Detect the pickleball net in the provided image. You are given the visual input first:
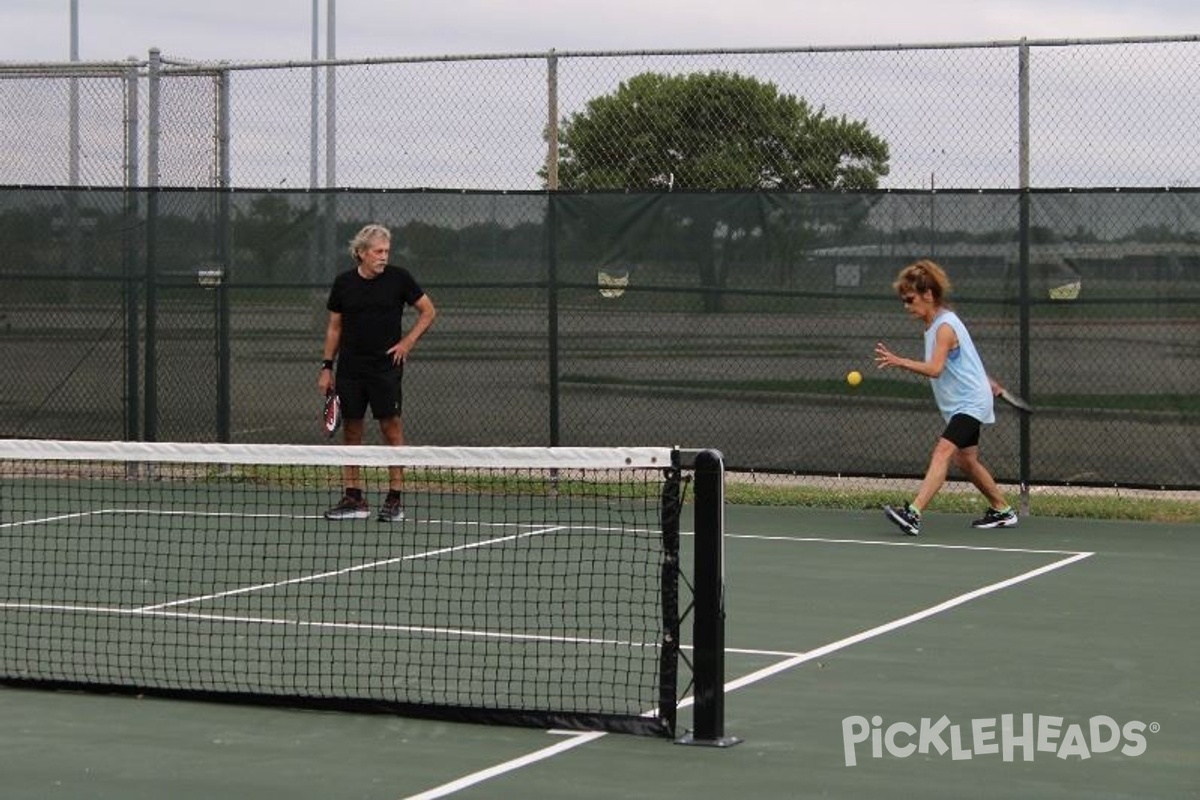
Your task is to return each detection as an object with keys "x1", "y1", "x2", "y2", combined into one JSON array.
[{"x1": 0, "y1": 439, "x2": 732, "y2": 740}]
